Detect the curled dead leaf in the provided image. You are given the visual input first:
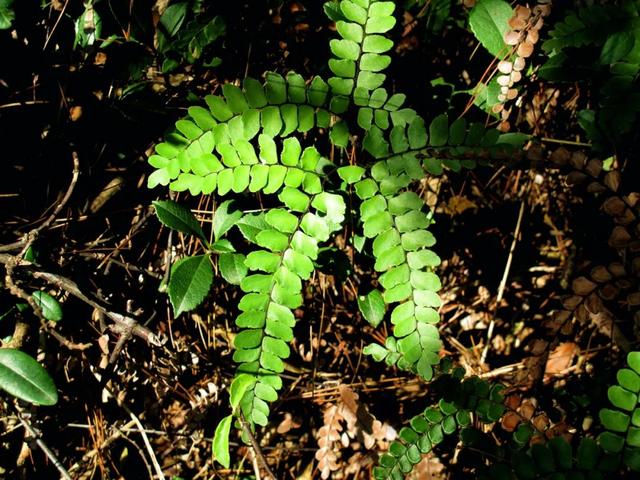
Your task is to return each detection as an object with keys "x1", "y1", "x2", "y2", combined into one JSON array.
[{"x1": 501, "y1": 411, "x2": 521, "y2": 432}]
